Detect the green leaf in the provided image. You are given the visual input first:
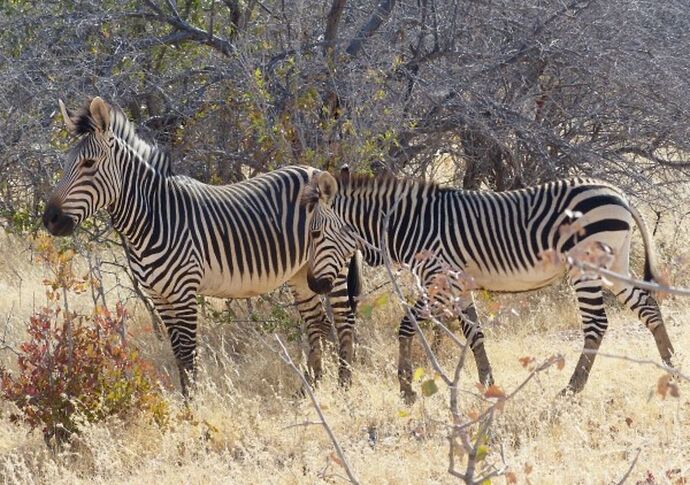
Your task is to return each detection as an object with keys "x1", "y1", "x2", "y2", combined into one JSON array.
[
  {"x1": 421, "y1": 379, "x2": 438, "y2": 397},
  {"x1": 476, "y1": 444, "x2": 489, "y2": 462},
  {"x1": 360, "y1": 304, "x2": 373, "y2": 319},
  {"x1": 412, "y1": 367, "x2": 425, "y2": 382},
  {"x1": 373, "y1": 293, "x2": 389, "y2": 308}
]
